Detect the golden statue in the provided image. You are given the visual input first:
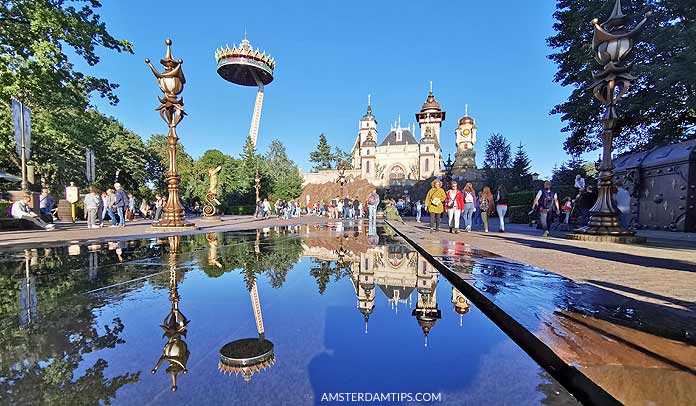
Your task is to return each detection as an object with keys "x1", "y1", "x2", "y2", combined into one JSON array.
[{"x1": 203, "y1": 166, "x2": 222, "y2": 218}]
